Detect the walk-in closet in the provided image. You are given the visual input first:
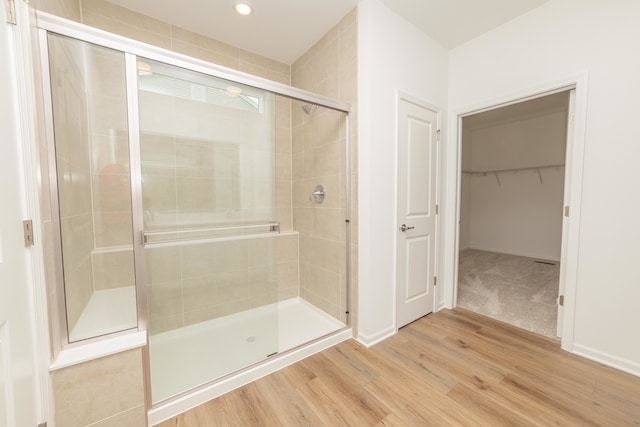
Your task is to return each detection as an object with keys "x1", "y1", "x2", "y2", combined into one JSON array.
[{"x1": 457, "y1": 91, "x2": 571, "y2": 338}]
